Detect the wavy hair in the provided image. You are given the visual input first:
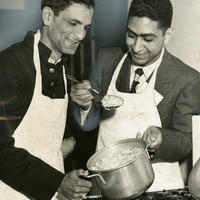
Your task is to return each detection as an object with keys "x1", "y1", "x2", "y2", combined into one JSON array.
[
  {"x1": 41, "y1": 0, "x2": 95, "y2": 16},
  {"x1": 128, "y1": 0, "x2": 173, "y2": 32}
]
